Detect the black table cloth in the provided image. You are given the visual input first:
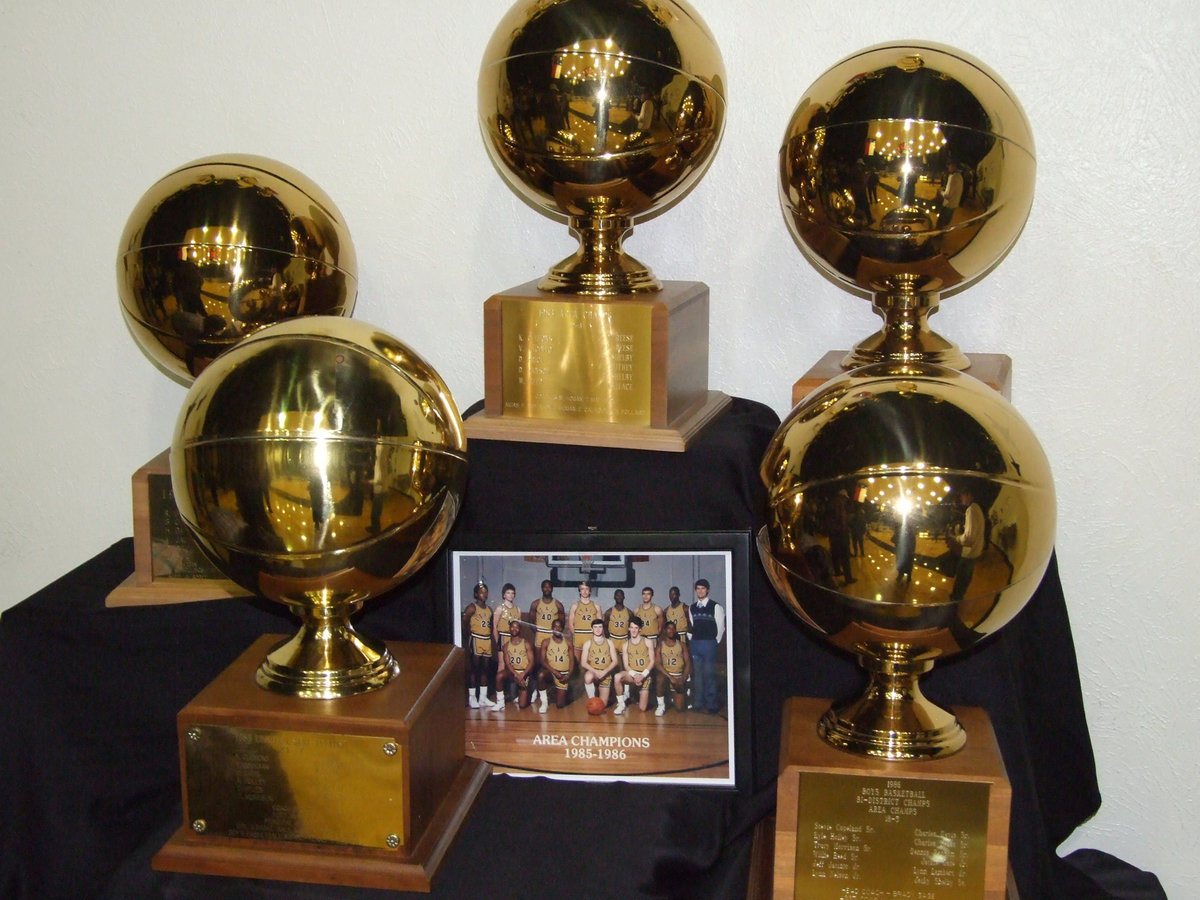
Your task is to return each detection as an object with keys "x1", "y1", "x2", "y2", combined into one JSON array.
[{"x1": 1, "y1": 399, "x2": 1164, "y2": 898}]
